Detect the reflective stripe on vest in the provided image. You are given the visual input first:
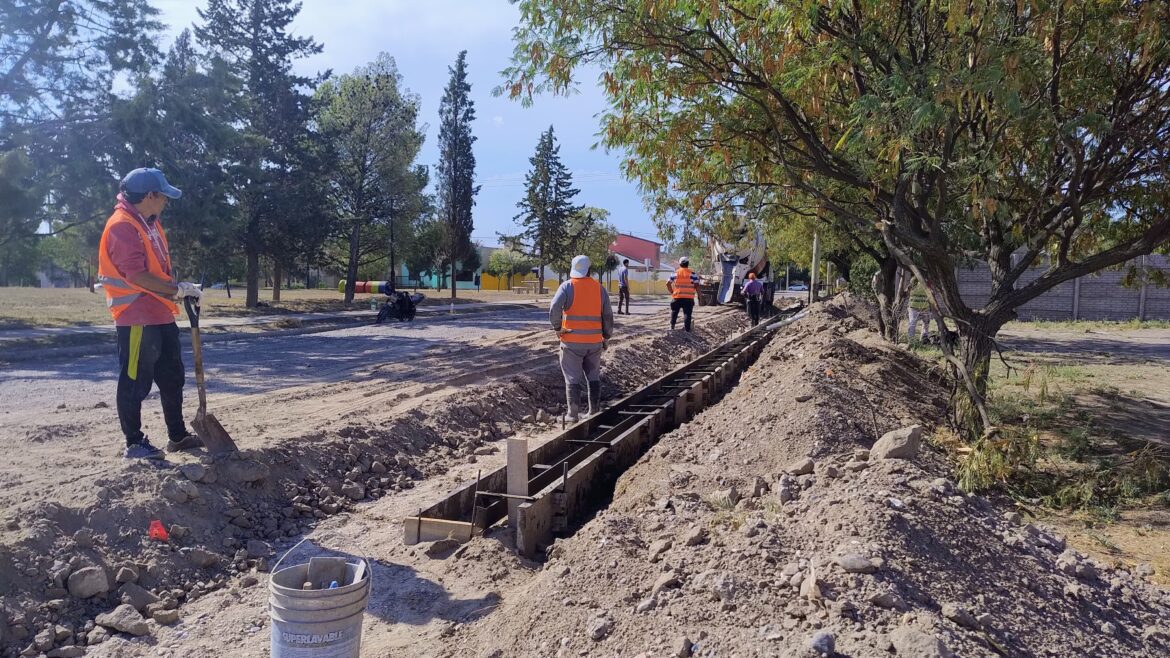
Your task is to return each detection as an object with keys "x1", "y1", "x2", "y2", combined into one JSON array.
[
  {"x1": 561, "y1": 277, "x2": 604, "y2": 344},
  {"x1": 672, "y1": 267, "x2": 696, "y2": 299},
  {"x1": 97, "y1": 208, "x2": 179, "y2": 321}
]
